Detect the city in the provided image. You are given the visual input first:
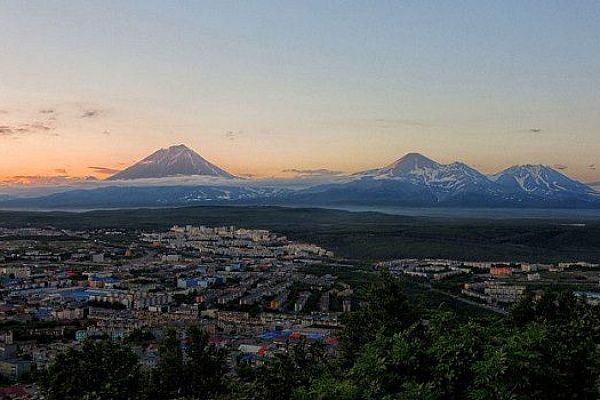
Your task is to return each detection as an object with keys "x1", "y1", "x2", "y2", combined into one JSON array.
[
  {"x1": 0, "y1": 221, "x2": 598, "y2": 397},
  {"x1": 3, "y1": 1, "x2": 600, "y2": 398}
]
